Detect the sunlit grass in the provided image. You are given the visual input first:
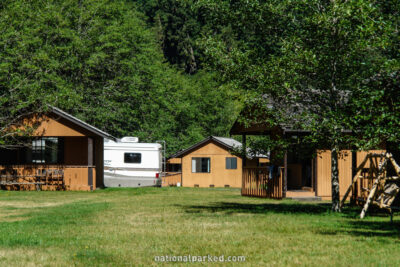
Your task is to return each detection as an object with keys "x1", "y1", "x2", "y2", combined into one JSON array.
[{"x1": 0, "y1": 187, "x2": 399, "y2": 266}]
